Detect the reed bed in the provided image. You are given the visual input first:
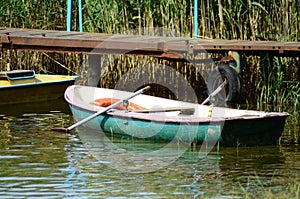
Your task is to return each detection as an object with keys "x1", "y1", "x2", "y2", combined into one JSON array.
[
  {"x1": 1, "y1": 0, "x2": 299, "y2": 40},
  {"x1": 0, "y1": 0, "x2": 299, "y2": 142}
]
